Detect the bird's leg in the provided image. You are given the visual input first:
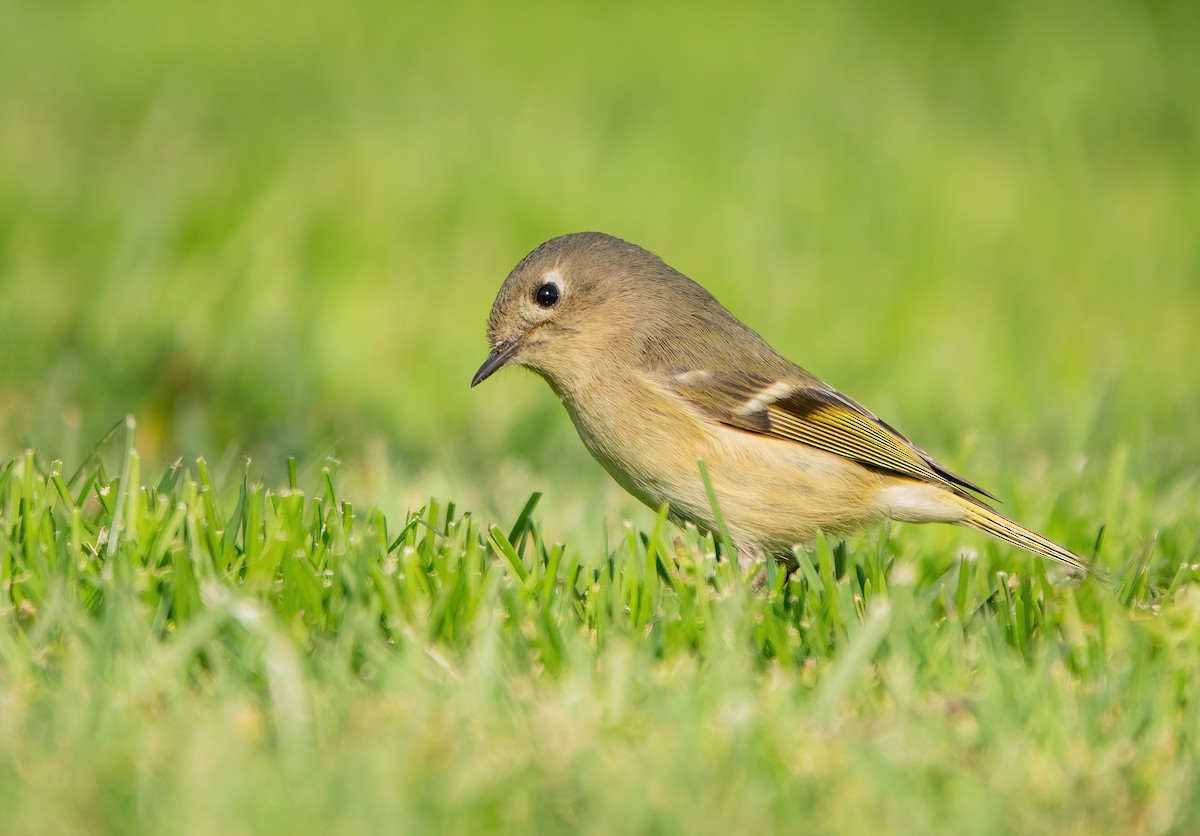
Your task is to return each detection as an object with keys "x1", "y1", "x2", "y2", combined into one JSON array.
[
  {"x1": 736, "y1": 545, "x2": 769, "y2": 590},
  {"x1": 736, "y1": 544, "x2": 763, "y2": 574},
  {"x1": 747, "y1": 548, "x2": 803, "y2": 592},
  {"x1": 733, "y1": 544, "x2": 800, "y2": 591}
]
